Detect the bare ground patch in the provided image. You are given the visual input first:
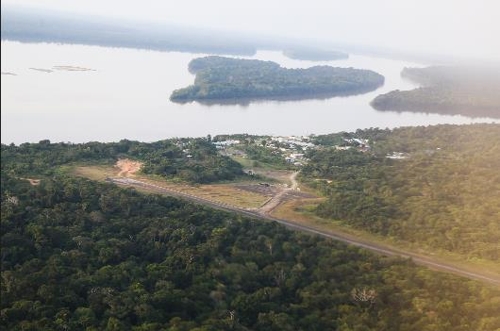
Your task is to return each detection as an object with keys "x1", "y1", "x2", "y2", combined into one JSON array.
[
  {"x1": 19, "y1": 178, "x2": 41, "y2": 186},
  {"x1": 115, "y1": 159, "x2": 143, "y2": 177}
]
